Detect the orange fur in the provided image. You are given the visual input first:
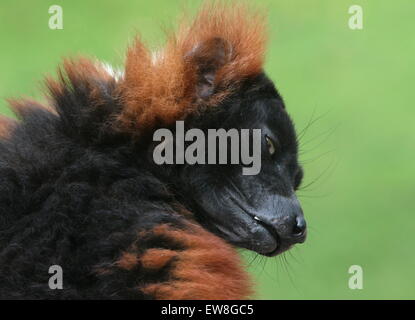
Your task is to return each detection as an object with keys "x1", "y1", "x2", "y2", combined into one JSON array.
[
  {"x1": 5, "y1": 3, "x2": 267, "y2": 139},
  {"x1": 7, "y1": 98, "x2": 56, "y2": 119},
  {"x1": 7, "y1": 58, "x2": 119, "y2": 124},
  {"x1": 92, "y1": 222, "x2": 252, "y2": 299},
  {"x1": 0, "y1": 115, "x2": 17, "y2": 139},
  {"x1": 45, "y1": 57, "x2": 116, "y2": 108},
  {"x1": 140, "y1": 223, "x2": 252, "y2": 300},
  {"x1": 118, "y1": 1, "x2": 267, "y2": 135},
  {"x1": 140, "y1": 249, "x2": 178, "y2": 270},
  {"x1": 0, "y1": 2, "x2": 262, "y2": 300},
  {"x1": 116, "y1": 252, "x2": 139, "y2": 271},
  {"x1": 7, "y1": 57, "x2": 113, "y2": 121}
]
